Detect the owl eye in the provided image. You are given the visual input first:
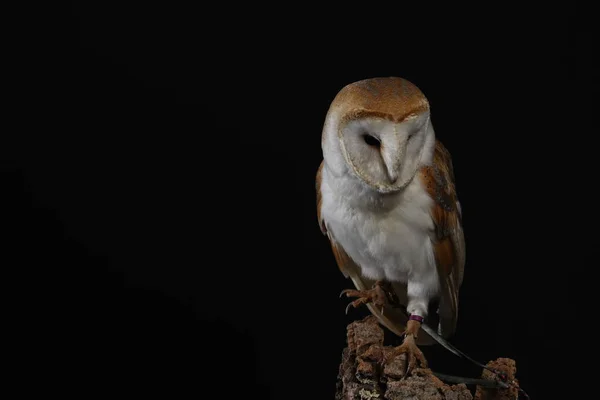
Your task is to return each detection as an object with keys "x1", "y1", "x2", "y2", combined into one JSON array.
[{"x1": 363, "y1": 134, "x2": 380, "y2": 147}]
